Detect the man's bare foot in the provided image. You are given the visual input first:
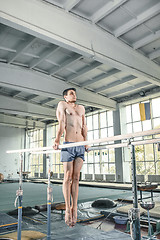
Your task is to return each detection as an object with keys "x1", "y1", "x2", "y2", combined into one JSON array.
[
  {"x1": 65, "y1": 209, "x2": 72, "y2": 227},
  {"x1": 71, "y1": 208, "x2": 77, "y2": 227}
]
